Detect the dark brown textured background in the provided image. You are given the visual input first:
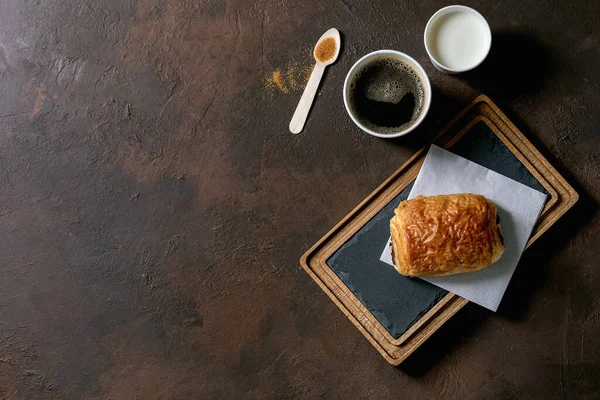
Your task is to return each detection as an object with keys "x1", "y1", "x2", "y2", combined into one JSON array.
[{"x1": 0, "y1": 0, "x2": 598, "y2": 398}]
